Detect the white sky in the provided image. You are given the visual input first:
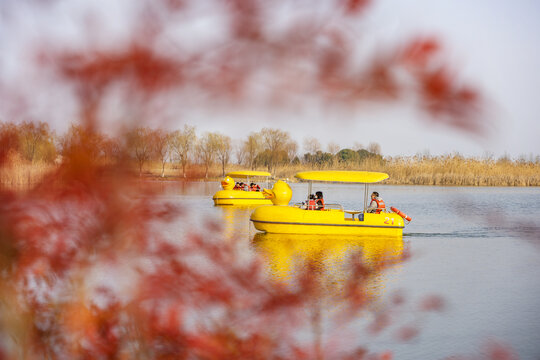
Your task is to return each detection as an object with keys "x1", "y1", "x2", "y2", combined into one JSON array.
[
  {"x1": 1, "y1": 0, "x2": 539, "y2": 159},
  {"x1": 179, "y1": 0, "x2": 540, "y2": 158}
]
